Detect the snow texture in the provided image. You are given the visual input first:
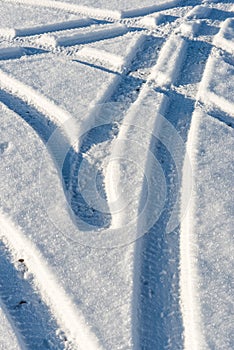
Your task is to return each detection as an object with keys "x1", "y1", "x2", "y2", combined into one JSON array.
[{"x1": 0, "y1": 1, "x2": 233, "y2": 349}]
